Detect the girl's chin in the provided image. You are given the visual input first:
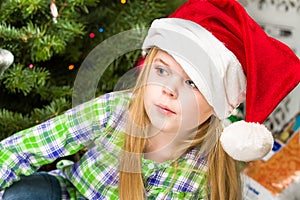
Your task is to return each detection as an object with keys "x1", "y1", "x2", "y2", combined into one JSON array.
[{"x1": 148, "y1": 121, "x2": 179, "y2": 135}]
